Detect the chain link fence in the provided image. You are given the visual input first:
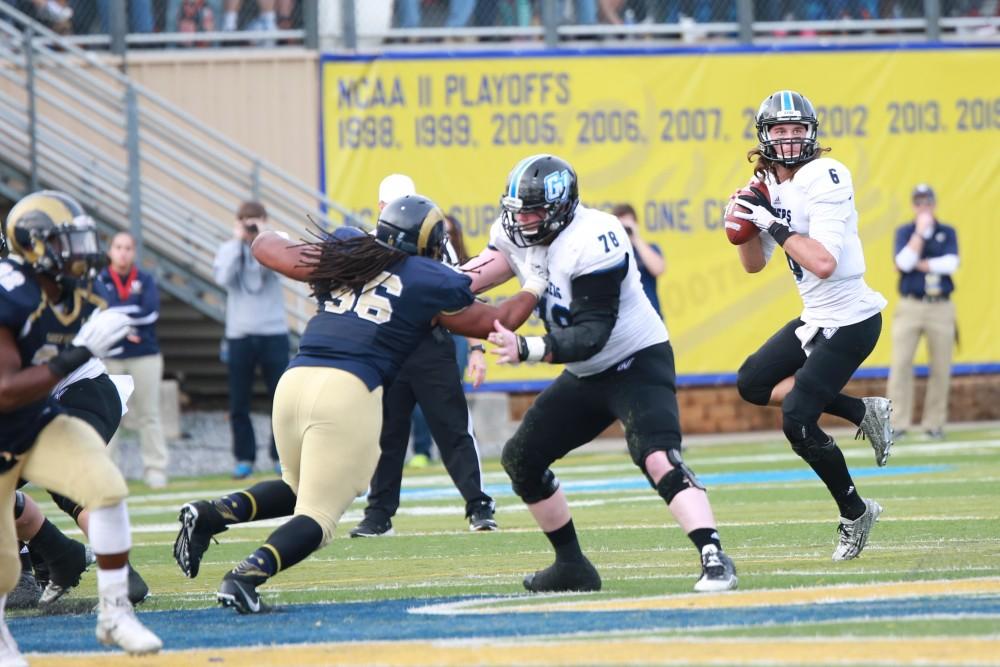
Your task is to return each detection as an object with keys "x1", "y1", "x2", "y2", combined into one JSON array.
[{"x1": 2, "y1": 0, "x2": 997, "y2": 47}]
